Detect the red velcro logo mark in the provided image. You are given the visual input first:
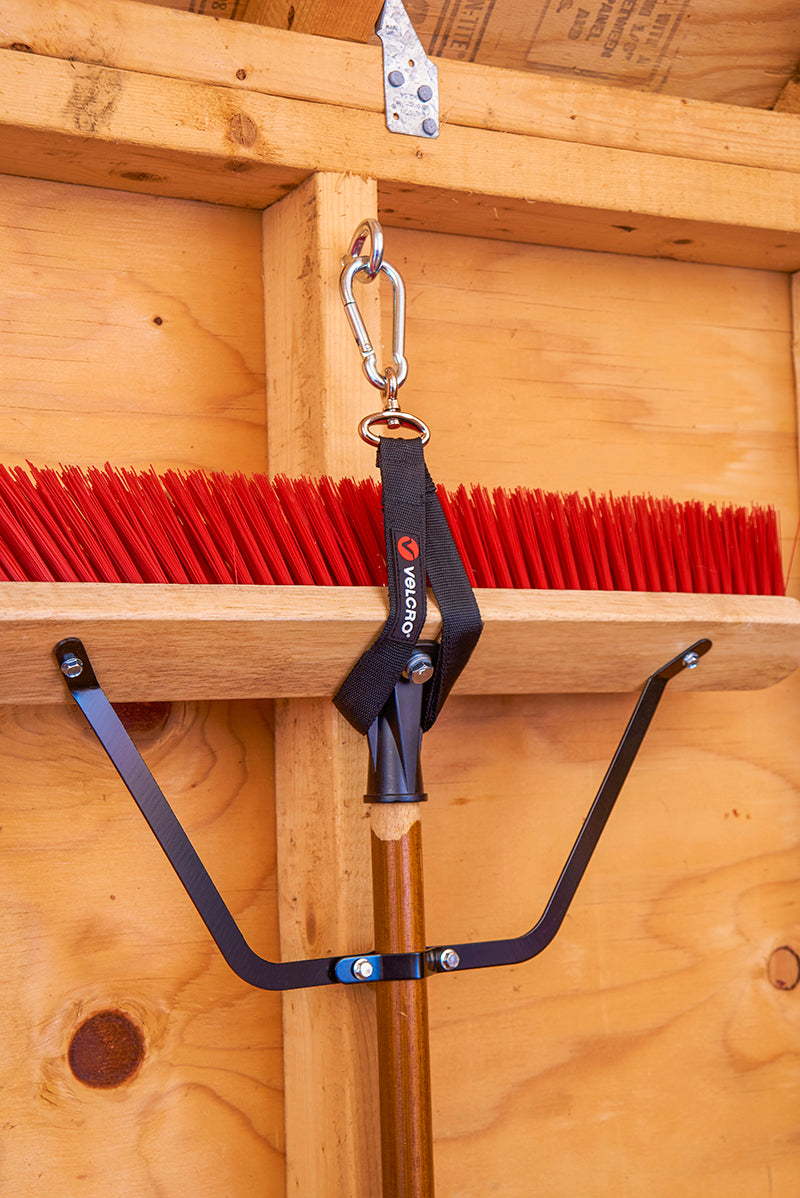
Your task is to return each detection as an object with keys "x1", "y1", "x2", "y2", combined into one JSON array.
[{"x1": 396, "y1": 536, "x2": 420, "y2": 561}]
